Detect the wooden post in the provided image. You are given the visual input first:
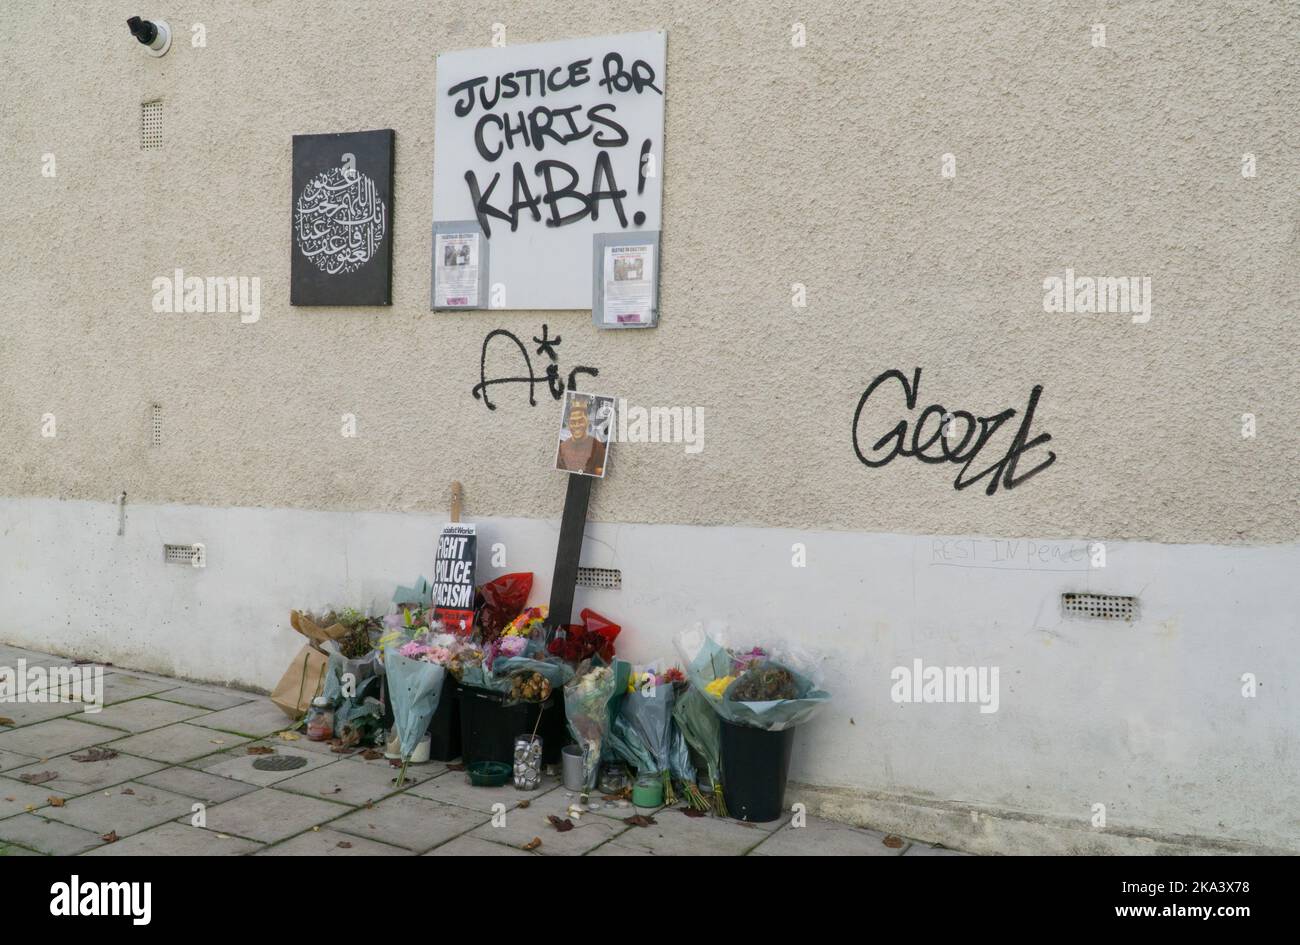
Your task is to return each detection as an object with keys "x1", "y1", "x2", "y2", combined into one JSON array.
[
  {"x1": 449, "y1": 481, "x2": 463, "y2": 523},
  {"x1": 547, "y1": 474, "x2": 593, "y2": 636}
]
